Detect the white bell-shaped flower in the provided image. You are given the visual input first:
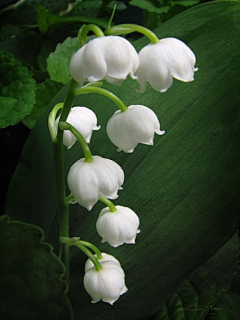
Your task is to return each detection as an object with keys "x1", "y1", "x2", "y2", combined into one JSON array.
[
  {"x1": 136, "y1": 37, "x2": 198, "y2": 93},
  {"x1": 55, "y1": 106, "x2": 100, "y2": 149},
  {"x1": 107, "y1": 105, "x2": 165, "y2": 153},
  {"x1": 85, "y1": 253, "x2": 121, "y2": 272},
  {"x1": 84, "y1": 261, "x2": 128, "y2": 305},
  {"x1": 67, "y1": 156, "x2": 124, "y2": 210},
  {"x1": 96, "y1": 205, "x2": 140, "y2": 247},
  {"x1": 70, "y1": 36, "x2": 139, "y2": 87}
]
